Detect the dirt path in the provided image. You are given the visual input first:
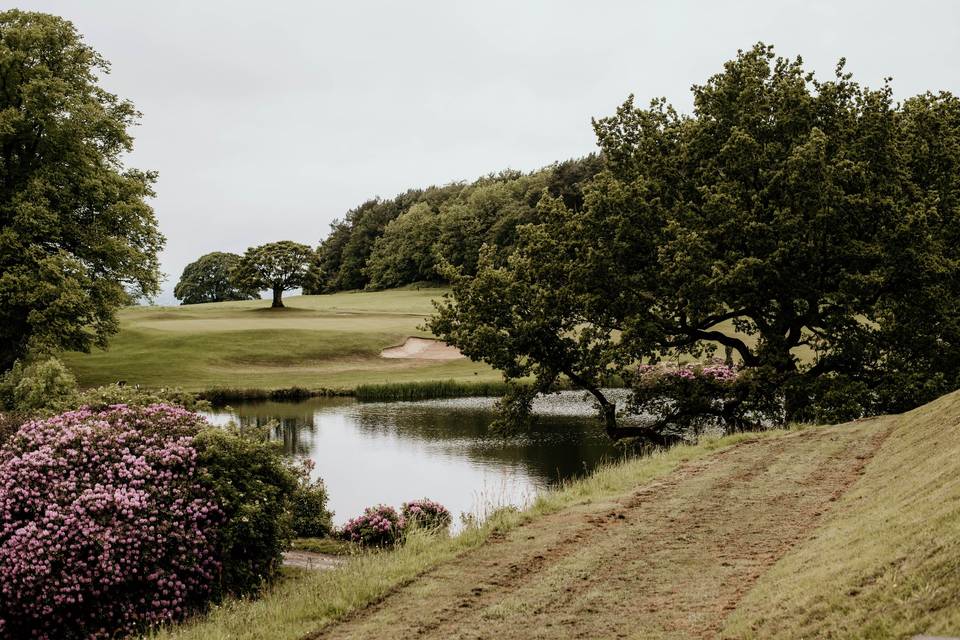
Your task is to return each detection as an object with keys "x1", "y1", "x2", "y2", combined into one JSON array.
[{"x1": 308, "y1": 421, "x2": 890, "y2": 640}]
